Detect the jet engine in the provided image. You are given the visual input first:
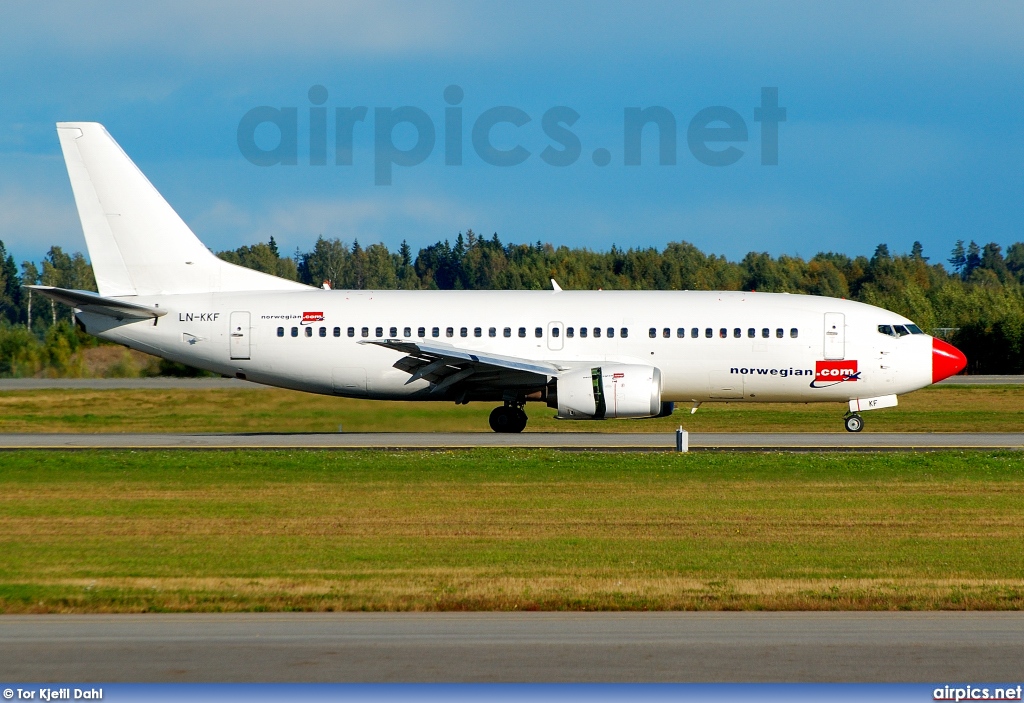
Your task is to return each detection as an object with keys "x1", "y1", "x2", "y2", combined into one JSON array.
[{"x1": 550, "y1": 364, "x2": 662, "y2": 419}]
